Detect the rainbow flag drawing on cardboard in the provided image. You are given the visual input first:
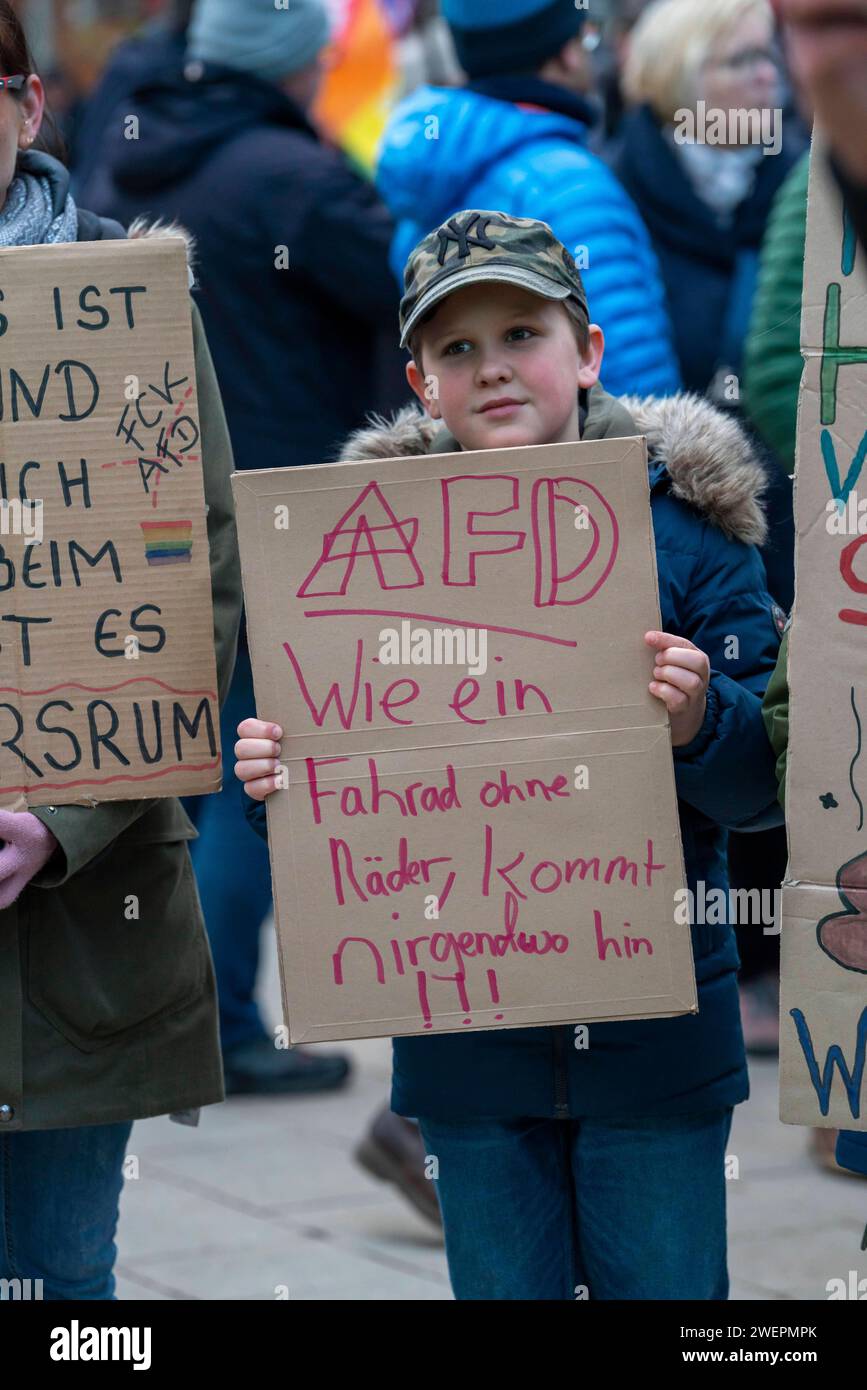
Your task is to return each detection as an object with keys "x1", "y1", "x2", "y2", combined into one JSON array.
[{"x1": 141, "y1": 519, "x2": 193, "y2": 566}]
